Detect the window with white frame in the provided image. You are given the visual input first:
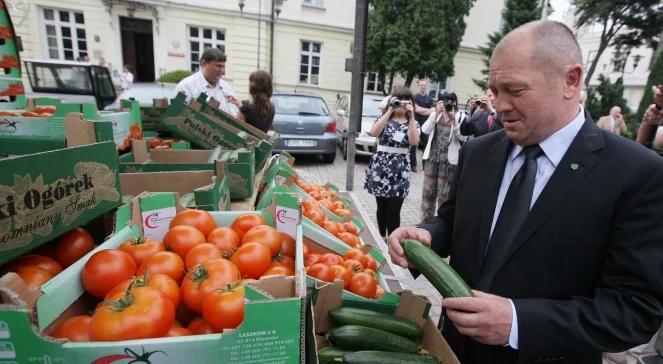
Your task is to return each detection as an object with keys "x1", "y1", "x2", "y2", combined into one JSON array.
[
  {"x1": 299, "y1": 41, "x2": 321, "y2": 85},
  {"x1": 188, "y1": 26, "x2": 226, "y2": 72},
  {"x1": 303, "y1": 0, "x2": 325, "y2": 7},
  {"x1": 41, "y1": 8, "x2": 87, "y2": 61},
  {"x1": 366, "y1": 72, "x2": 383, "y2": 93}
]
